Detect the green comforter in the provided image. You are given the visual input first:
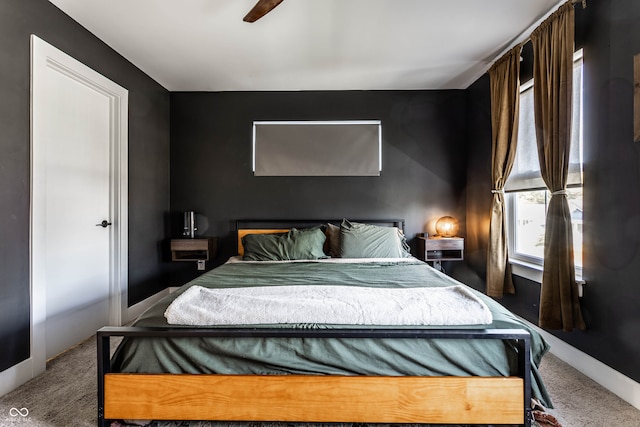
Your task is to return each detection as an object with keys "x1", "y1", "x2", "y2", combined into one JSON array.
[{"x1": 111, "y1": 258, "x2": 551, "y2": 406}]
